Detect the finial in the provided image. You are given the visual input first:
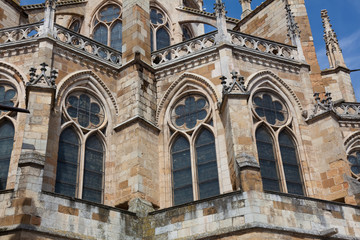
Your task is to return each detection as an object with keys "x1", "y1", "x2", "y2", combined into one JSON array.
[
  {"x1": 321, "y1": 9, "x2": 346, "y2": 69},
  {"x1": 41, "y1": 0, "x2": 57, "y2": 36},
  {"x1": 27, "y1": 63, "x2": 57, "y2": 88}
]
